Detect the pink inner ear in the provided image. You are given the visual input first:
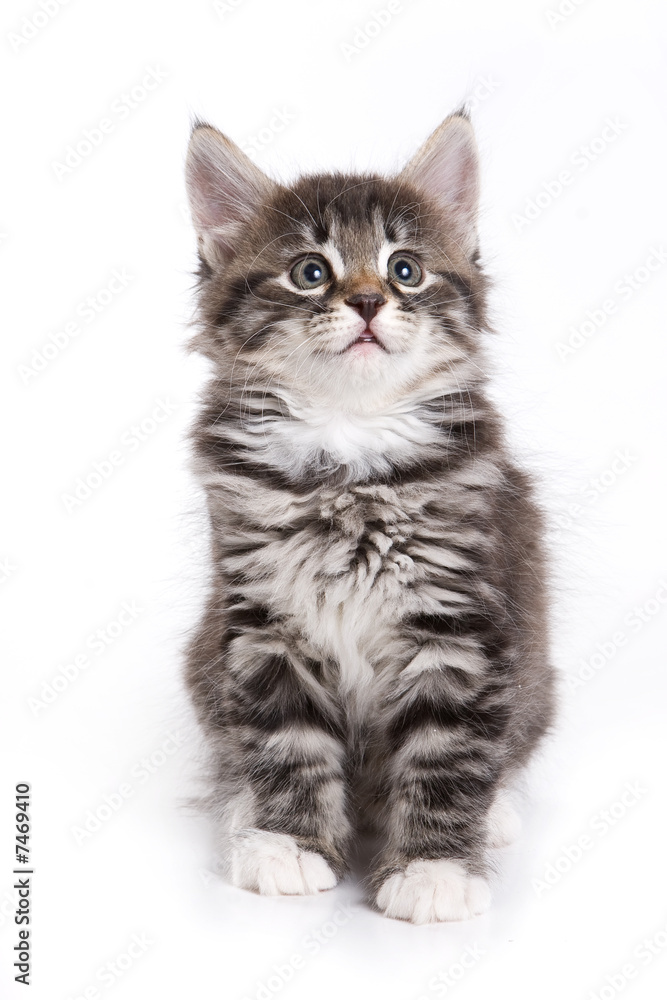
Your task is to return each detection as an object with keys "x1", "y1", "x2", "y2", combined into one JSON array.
[
  {"x1": 420, "y1": 136, "x2": 478, "y2": 214},
  {"x1": 187, "y1": 144, "x2": 246, "y2": 234},
  {"x1": 186, "y1": 128, "x2": 270, "y2": 237},
  {"x1": 402, "y1": 117, "x2": 480, "y2": 226}
]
